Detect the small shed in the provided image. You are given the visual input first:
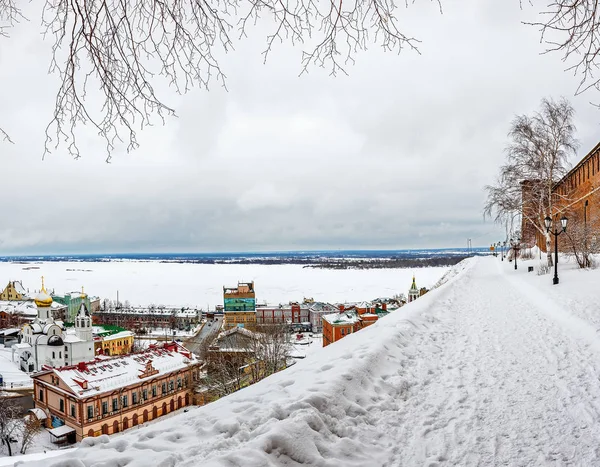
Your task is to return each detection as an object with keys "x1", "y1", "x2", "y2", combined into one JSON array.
[{"x1": 48, "y1": 424, "x2": 76, "y2": 445}]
